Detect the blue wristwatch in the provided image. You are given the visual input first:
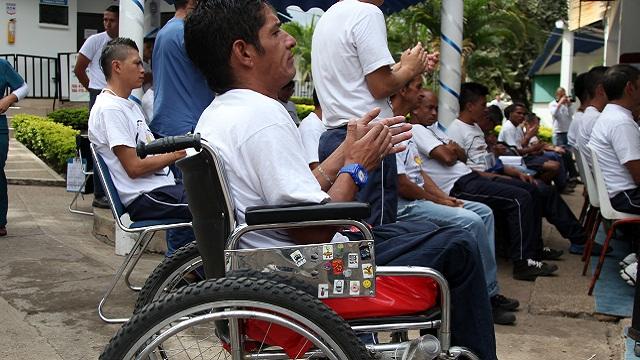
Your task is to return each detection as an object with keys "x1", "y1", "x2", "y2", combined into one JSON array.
[{"x1": 339, "y1": 164, "x2": 368, "y2": 189}]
